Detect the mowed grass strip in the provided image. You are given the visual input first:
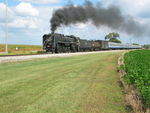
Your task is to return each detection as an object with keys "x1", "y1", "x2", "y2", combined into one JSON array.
[{"x1": 0, "y1": 52, "x2": 127, "y2": 113}]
